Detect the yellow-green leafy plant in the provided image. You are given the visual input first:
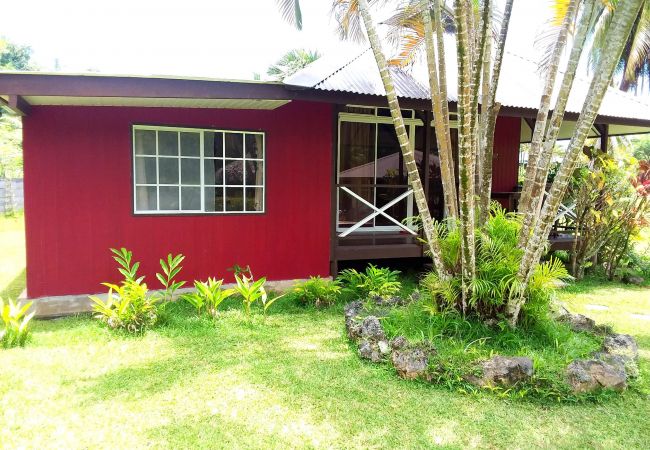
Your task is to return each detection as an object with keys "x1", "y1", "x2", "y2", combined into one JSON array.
[
  {"x1": 293, "y1": 276, "x2": 342, "y2": 307},
  {"x1": 156, "y1": 253, "x2": 186, "y2": 302},
  {"x1": 183, "y1": 277, "x2": 234, "y2": 318},
  {"x1": 1, "y1": 298, "x2": 35, "y2": 348},
  {"x1": 234, "y1": 273, "x2": 271, "y2": 318},
  {"x1": 337, "y1": 264, "x2": 402, "y2": 300},
  {"x1": 89, "y1": 248, "x2": 160, "y2": 333}
]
